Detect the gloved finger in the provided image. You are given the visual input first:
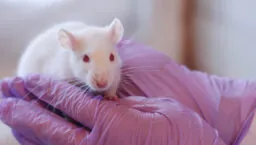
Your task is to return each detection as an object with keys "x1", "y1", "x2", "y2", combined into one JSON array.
[
  {"x1": 0, "y1": 78, "x2": 15, "y2": 98},
  {"x1": 0, "y1": 98, "x2": 89, "y2": 145},
  {"x1": 24, "y1": 74, "x2": 113, "y2": 128},
  {"x1": 0, "y1": 77, "x2": 50, "y2": 110},
  {"x1": 7, "y1": 77, "x2": 32, "y2": 100},
  {"x1": 0, "y1": 77, "x2": 33, "y2": 101}
]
